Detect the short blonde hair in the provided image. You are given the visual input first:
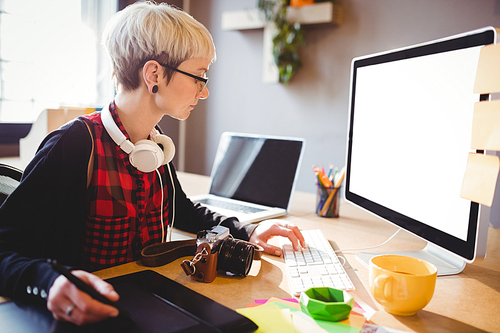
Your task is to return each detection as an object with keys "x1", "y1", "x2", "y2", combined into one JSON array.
[{"x1": 102, "y1": 1, "x2": 216, "y2": 91}]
